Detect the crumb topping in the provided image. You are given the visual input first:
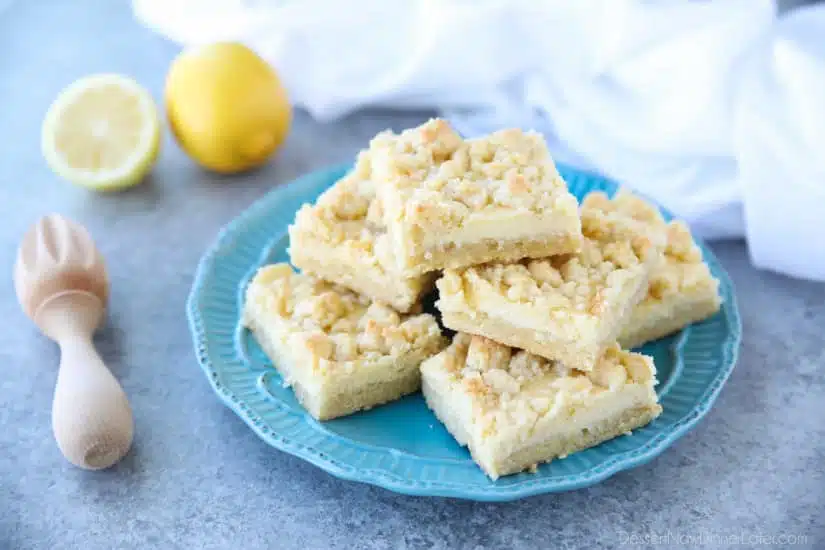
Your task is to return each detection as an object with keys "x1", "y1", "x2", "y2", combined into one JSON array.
[
  {"x1": 646, "y1": 221, "x2": 718, "y2": 300},
  {"x1": 441, "y1": 190, "x2": 666, "y2": 315},
  {"x1": 579, "y1": 189, "x2": 667, "y2": 264},
  {"x1": 290, "y1": 151, "x2": 400, "y2": 270},
  {"x1": 292, "y1": 152, "x2": 384, "y2": 247},
  {"x1": 248, "y1": 264, "x2": 443, "y2": 363},
  {"x1": 370, "y1": 119, "x2": 578, "y2": 224},
  {"x1": 437, "y1": 334, "x2": 654, "y2": 422}
]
